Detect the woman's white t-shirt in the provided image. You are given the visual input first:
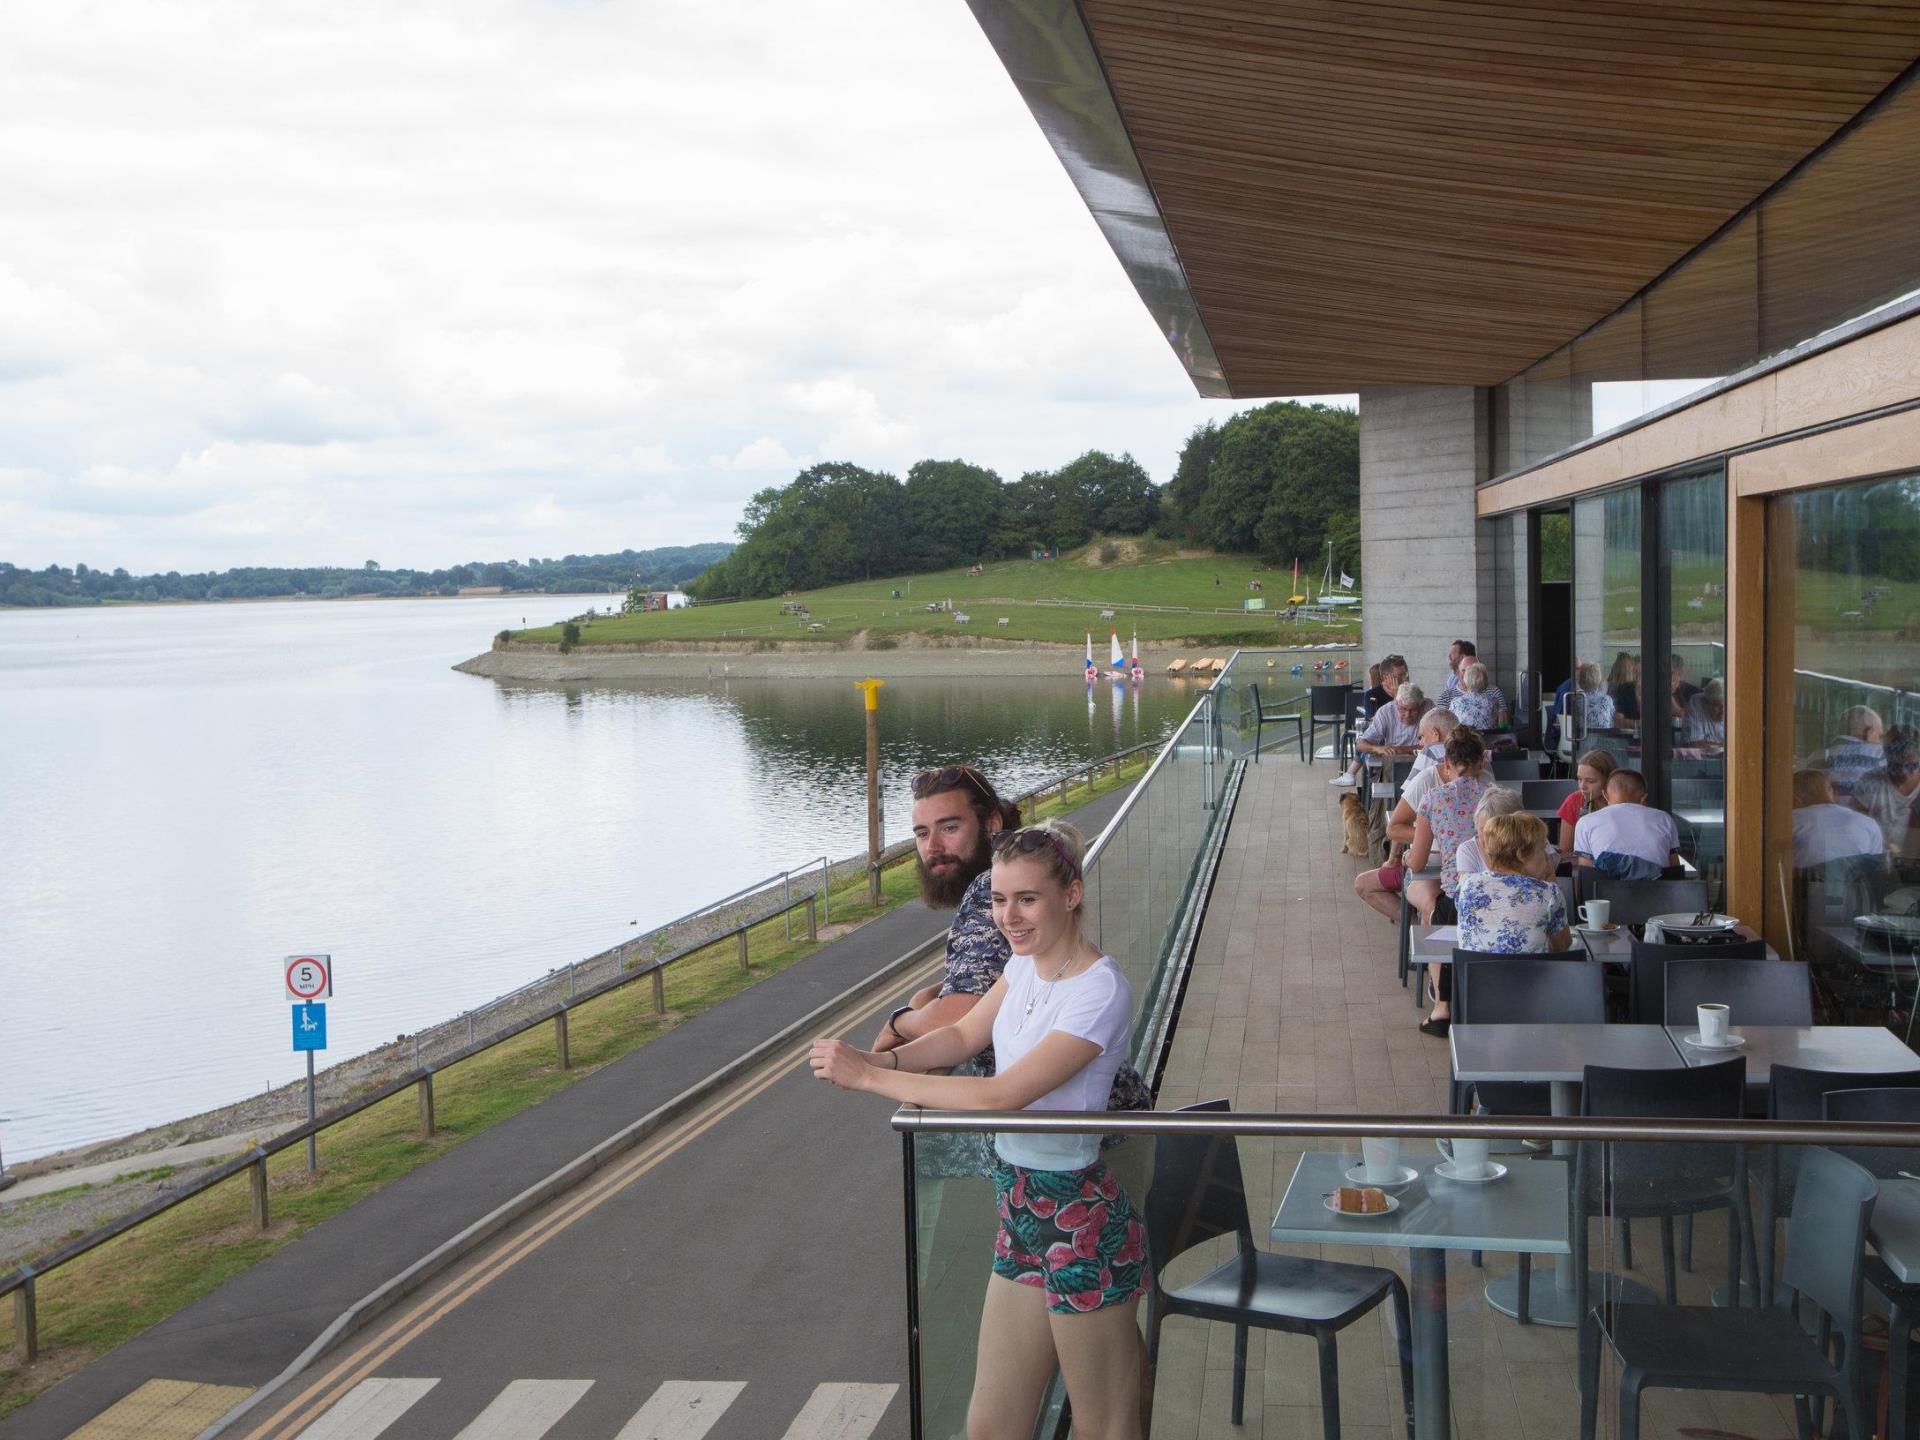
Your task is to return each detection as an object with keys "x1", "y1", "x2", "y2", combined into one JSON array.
[{"x1": 989, "y1": 954, "x2": 1134, "y2": 1171}]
